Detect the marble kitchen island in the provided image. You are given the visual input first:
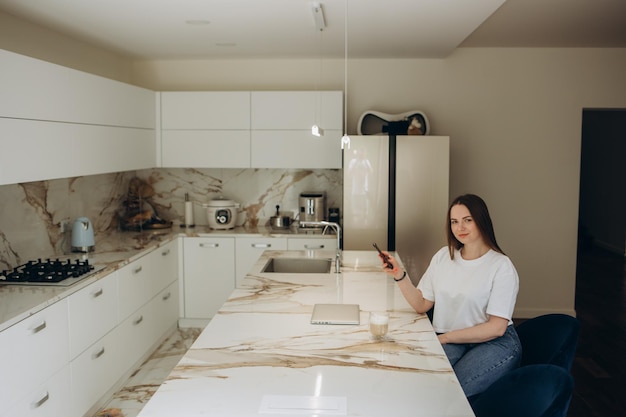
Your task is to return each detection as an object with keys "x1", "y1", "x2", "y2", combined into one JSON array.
[{"x1": 137, "y1": 250, "x2": 475, "y2": 417}]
